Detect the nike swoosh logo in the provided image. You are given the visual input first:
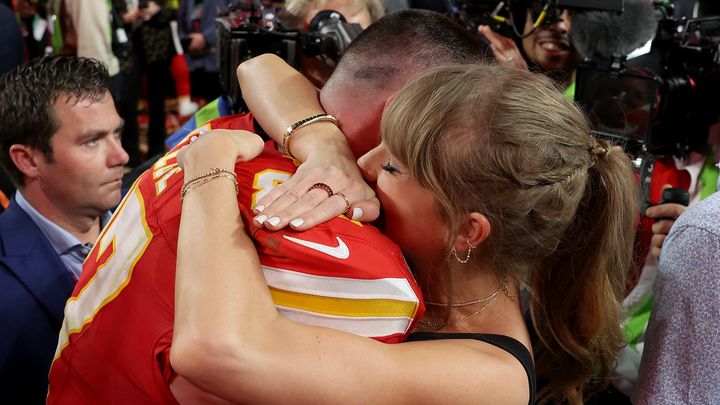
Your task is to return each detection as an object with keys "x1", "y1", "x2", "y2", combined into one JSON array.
[{"x1": 282, "y1": 235, "x2": 350, "y2": 259}]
